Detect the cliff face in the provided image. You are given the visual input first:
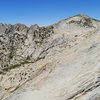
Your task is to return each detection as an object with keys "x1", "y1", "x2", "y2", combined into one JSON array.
[
  {"x1": 0, "y1": 14, "x2": 100, "y2": 100},
  {"x1": 0, "y1": 23, "x2": 54, "y2": 72}
]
